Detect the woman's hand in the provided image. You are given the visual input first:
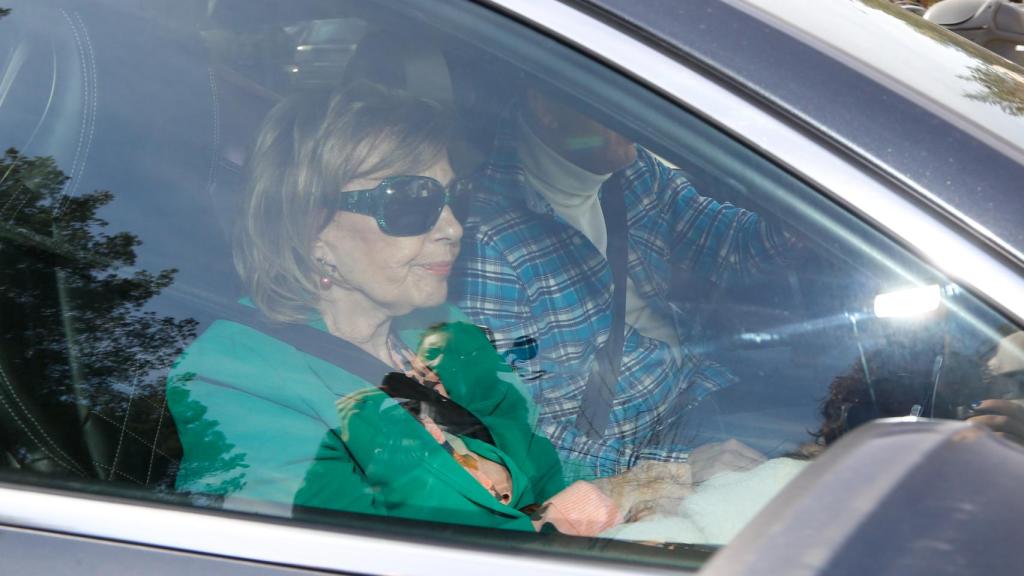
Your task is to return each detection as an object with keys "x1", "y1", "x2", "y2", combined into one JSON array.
[{"x1": 966, "y1": 399, "x2": 1024, "y2": 445}]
